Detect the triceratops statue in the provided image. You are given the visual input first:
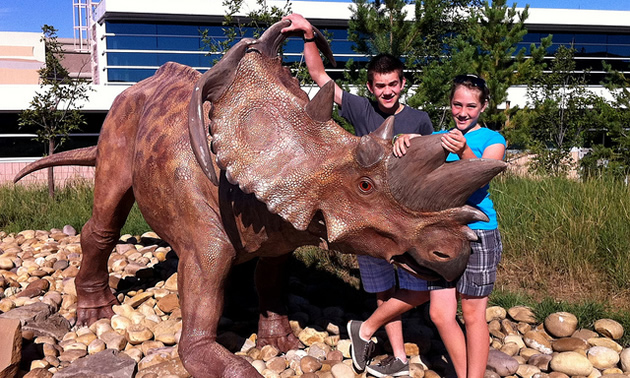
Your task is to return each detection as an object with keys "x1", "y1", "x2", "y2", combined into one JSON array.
[{"x1": 15, "y1": 20, "x2": 506, "y2": 377}]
